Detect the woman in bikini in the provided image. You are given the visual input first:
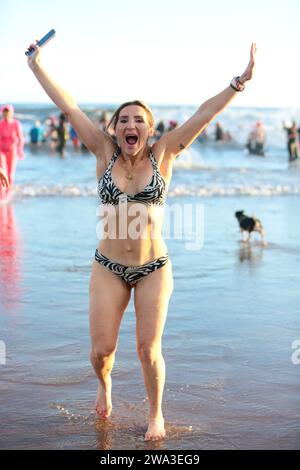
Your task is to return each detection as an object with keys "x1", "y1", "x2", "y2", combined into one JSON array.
[{"x1": 26, "y1": 39, "x2": 256, "y2": 441}]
